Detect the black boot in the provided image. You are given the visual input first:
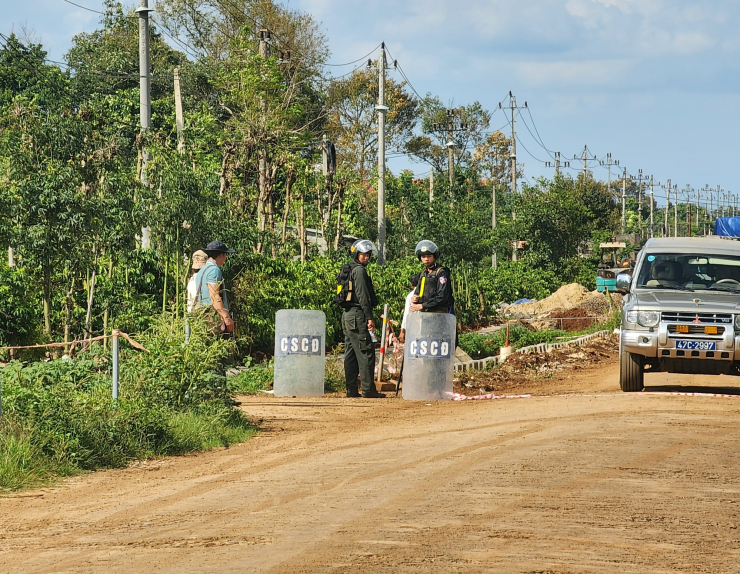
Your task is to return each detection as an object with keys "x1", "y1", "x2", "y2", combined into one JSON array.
[{"x1": 346, "y1": 379, "x2": 361, "y2": 397}]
